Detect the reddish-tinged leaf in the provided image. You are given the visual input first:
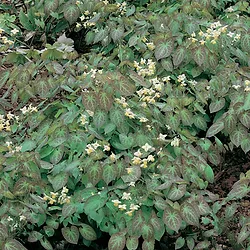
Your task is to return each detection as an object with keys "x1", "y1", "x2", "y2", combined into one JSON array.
[
  {"x1": 206, "y1": 121, "x2": 224, "y2": 137},
  {"x1": 79, "y1": 224, "x2": 97, "y2": 241},
  {"x1": 230, "y1": 126, "x2": 248, "y2": 147},
  {"x1": 180, "y1": 203, "x2": 199, "y2": 227},
  {"x1": 82, "y1": 91, "x2": 98, "y2": 112},
  {"x1": 195, "y1": 240, "x2": 211, "y2": 249},
  {"x1": 88, "y1": 162, "x2": 103, "y2": 186},
  {"x1": 172, "y1": 46, "x2": 186, "y2": 67},
  {"x1": 108, "y1": 232, "x2": 126, "y2": 250},
  {"x1": 141, "y1": 223, "x2": 154, "y2": 240},
  {"x1": 155, "y1": 40, "x2": 174, "y2": 61},
  {"x1": 126, "y1": 236, "x2": 139, "y2": 250},
  {"x1": 61, "y1": 226, "x2": 79, "y2": 244},
  {"x1": 193, "y1": 47, "x2": 206, "y2": 66},
  {"x1": 168, "y1": 184, "x2": 186, "y2": 201},
  {"x1": 142, "y1": 239, "x2": 155, "y2": 250},
  {"x1": 209, "y1": 98, "x2": 225, "y2": 113},
  {"x1": 163, "y1": 205, "x2": 182, "y2": 232},
  {"x1": 64, "y1": 4, "x2": 80, "y2": 24},
  {"x1": 3, "y1": 239, "x2": 28, "y2": 250},
  {"x1": 237, "y1": 226, "x2": 250, "y2": 244},
  {"x1": 175, "y1": 236, "x2": 185, "y2": 249},
  {"x1": 103, "y1": 164, "x2": 117, "y2": 185}
]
